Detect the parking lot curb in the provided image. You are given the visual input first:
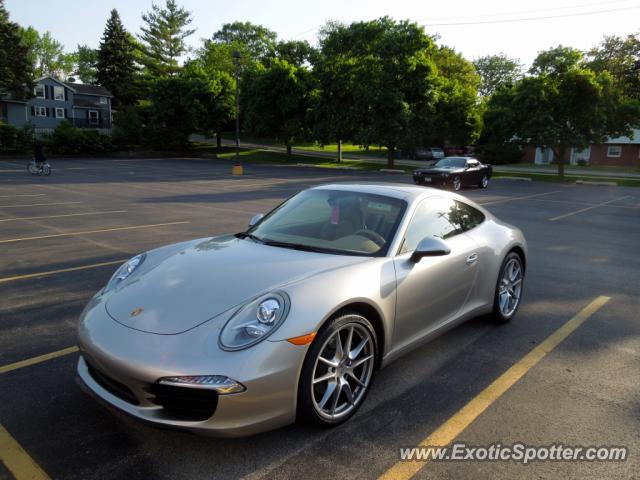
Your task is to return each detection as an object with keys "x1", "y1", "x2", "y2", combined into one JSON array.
[
  {"x1": 494, "y1": 176, "x2": 533, "y2": 181},
  {"x1": 575, "y1": 180, "x2": 618, "y2": 186},
  {"x1": 379, "y1": 168, "x2": 406, "y2": 173}
]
